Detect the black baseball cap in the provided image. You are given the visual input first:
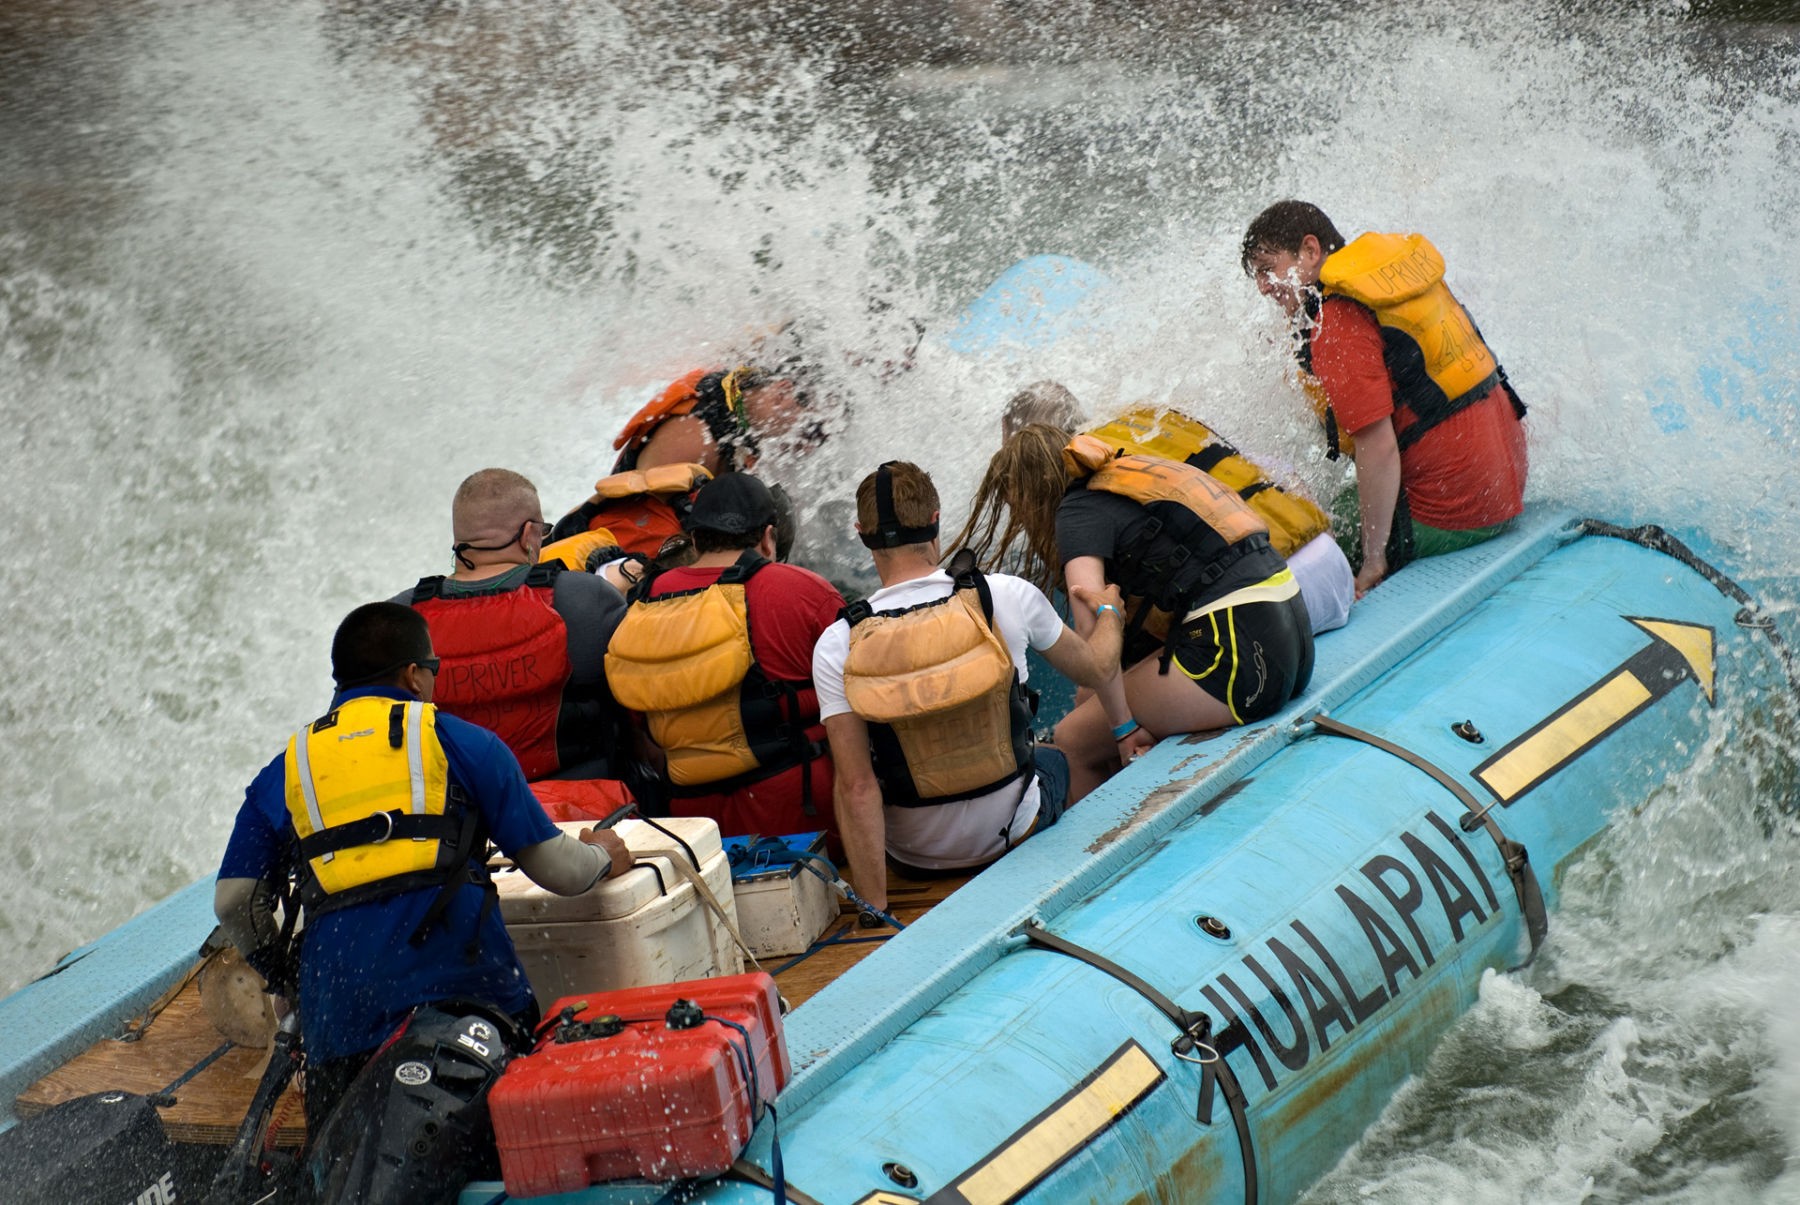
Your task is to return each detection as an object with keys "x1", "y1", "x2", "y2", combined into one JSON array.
[{"x1": 683, "y1": 472, "x2": 778, "y2": 536}]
